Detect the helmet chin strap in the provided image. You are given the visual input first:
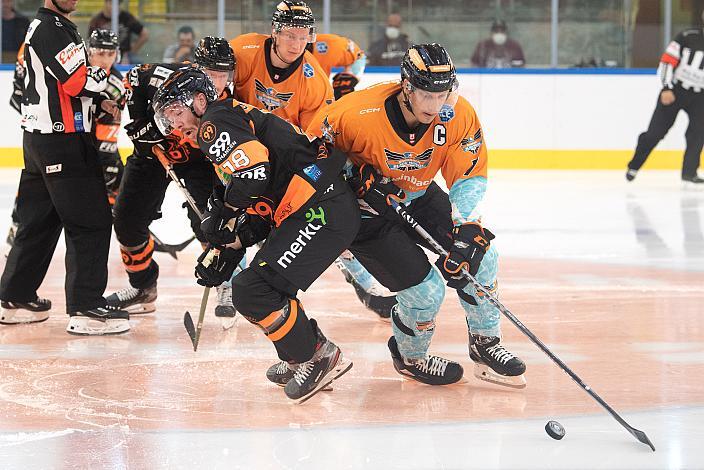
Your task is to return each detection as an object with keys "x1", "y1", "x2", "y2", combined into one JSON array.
[
  {"x1": 401, "y1": 82, "x2": 417, "y2": 118},
  {"x1": 51, "y1": 0, "x2": 72, "y2": 15}
]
